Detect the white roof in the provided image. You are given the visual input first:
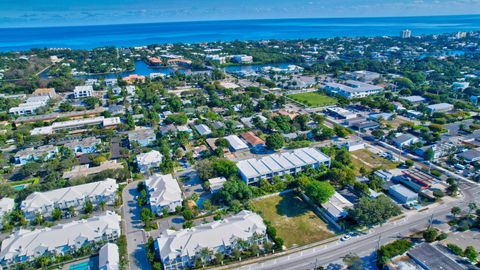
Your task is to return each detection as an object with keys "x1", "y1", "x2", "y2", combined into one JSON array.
[
  {"x1": 224, "y1": 135, "x2": 249, "y2": 151},
  {"x1": 136, "y1": 150, "x2": 163, "y2": 165},
  {"x1": 237, "y1": 148, "x2": 330, "y2": 179},
  {"x1": 21, "y1": 179, "x2": 118, "y2": 213},
  {"x1": 99, "y1": 243, "x2": 120, "y2": 270},
  {"x1": 321, "y1": 192, "x2": 353, "y2": 218},
  {"x1": 0, "y1": 198, "x2": 15, "y2": 217},
  {"x1": 156, "y1": 210, "x2": 265, "y2": 262},
  {"x1": 208, "y1": 177, "x2": 227, "y2": 190},
  {"x1": 427, "y1": 103, "x2": 453, "y2": 111},
  {"x1": 0, "y1": 211, "x2": 120, "y2": 262},
  {"x1": 194, "y1": 124, "x2": 212, "y2": 136},
  {"x1": 74, "y1": 85, "x2": 93, "y2": 92},
  {"x1": 145, "y1": 174, "x2": 182, "y2": 209},
  {"x1": 325, "y1": 80, "x2": 383, "y2": 93}
]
